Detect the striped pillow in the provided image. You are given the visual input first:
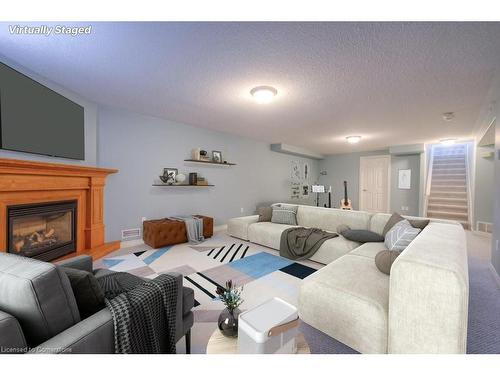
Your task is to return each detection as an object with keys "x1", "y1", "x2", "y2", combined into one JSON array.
[
  {"x1": 384, "y1": 219, "x2": 421, "y2": 252},
  {"x1": 271, "y1": 204, "x2": 298, "y2": 225}
]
